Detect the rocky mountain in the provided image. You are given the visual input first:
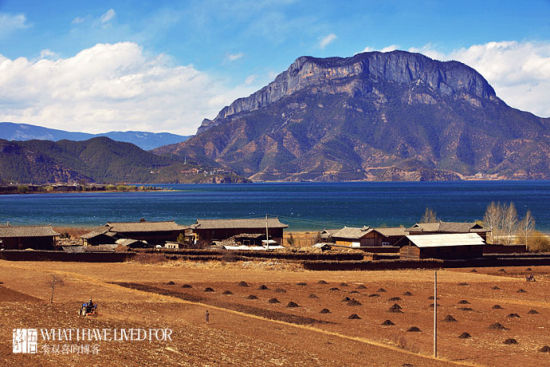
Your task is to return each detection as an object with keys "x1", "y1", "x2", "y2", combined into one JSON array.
[
  {"x1": 155, "y1": 50, "x2": 550, "y2": 181},
  {"x1": 0, "y1": 122, "x2": 190, "y2": 150},
  {"x1": 0, "y1": 137, "x2": 246, "y2": 184}
]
